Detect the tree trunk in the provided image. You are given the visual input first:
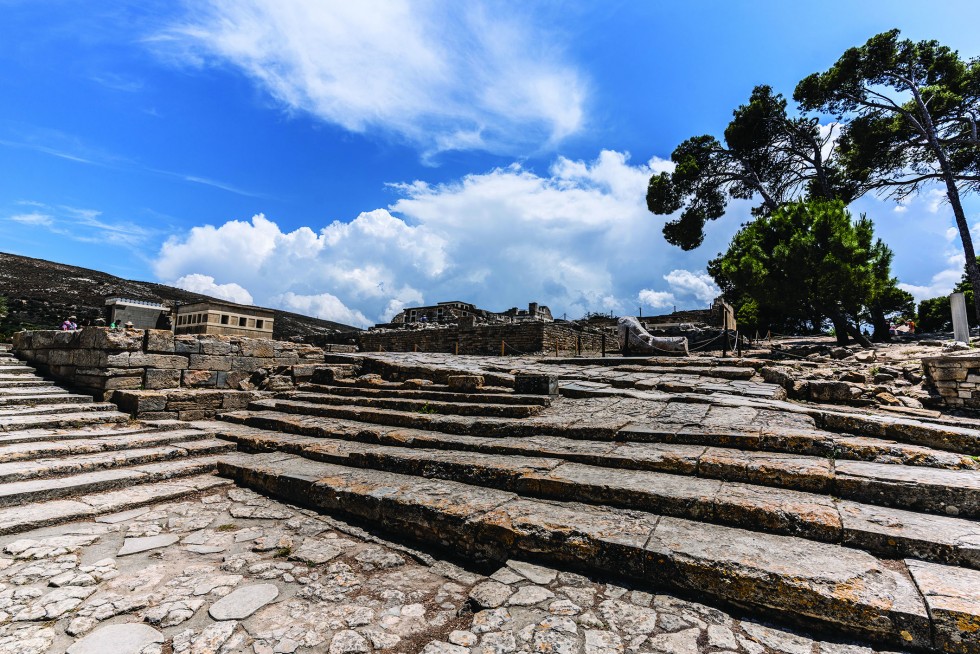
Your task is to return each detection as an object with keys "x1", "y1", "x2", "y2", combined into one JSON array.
[
  {"x1": 870, "y1": 305, "x2": 891, "y2": 342},
  {"x1": 828, "y1": 314, "x2": 850, "y2": 345}
]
